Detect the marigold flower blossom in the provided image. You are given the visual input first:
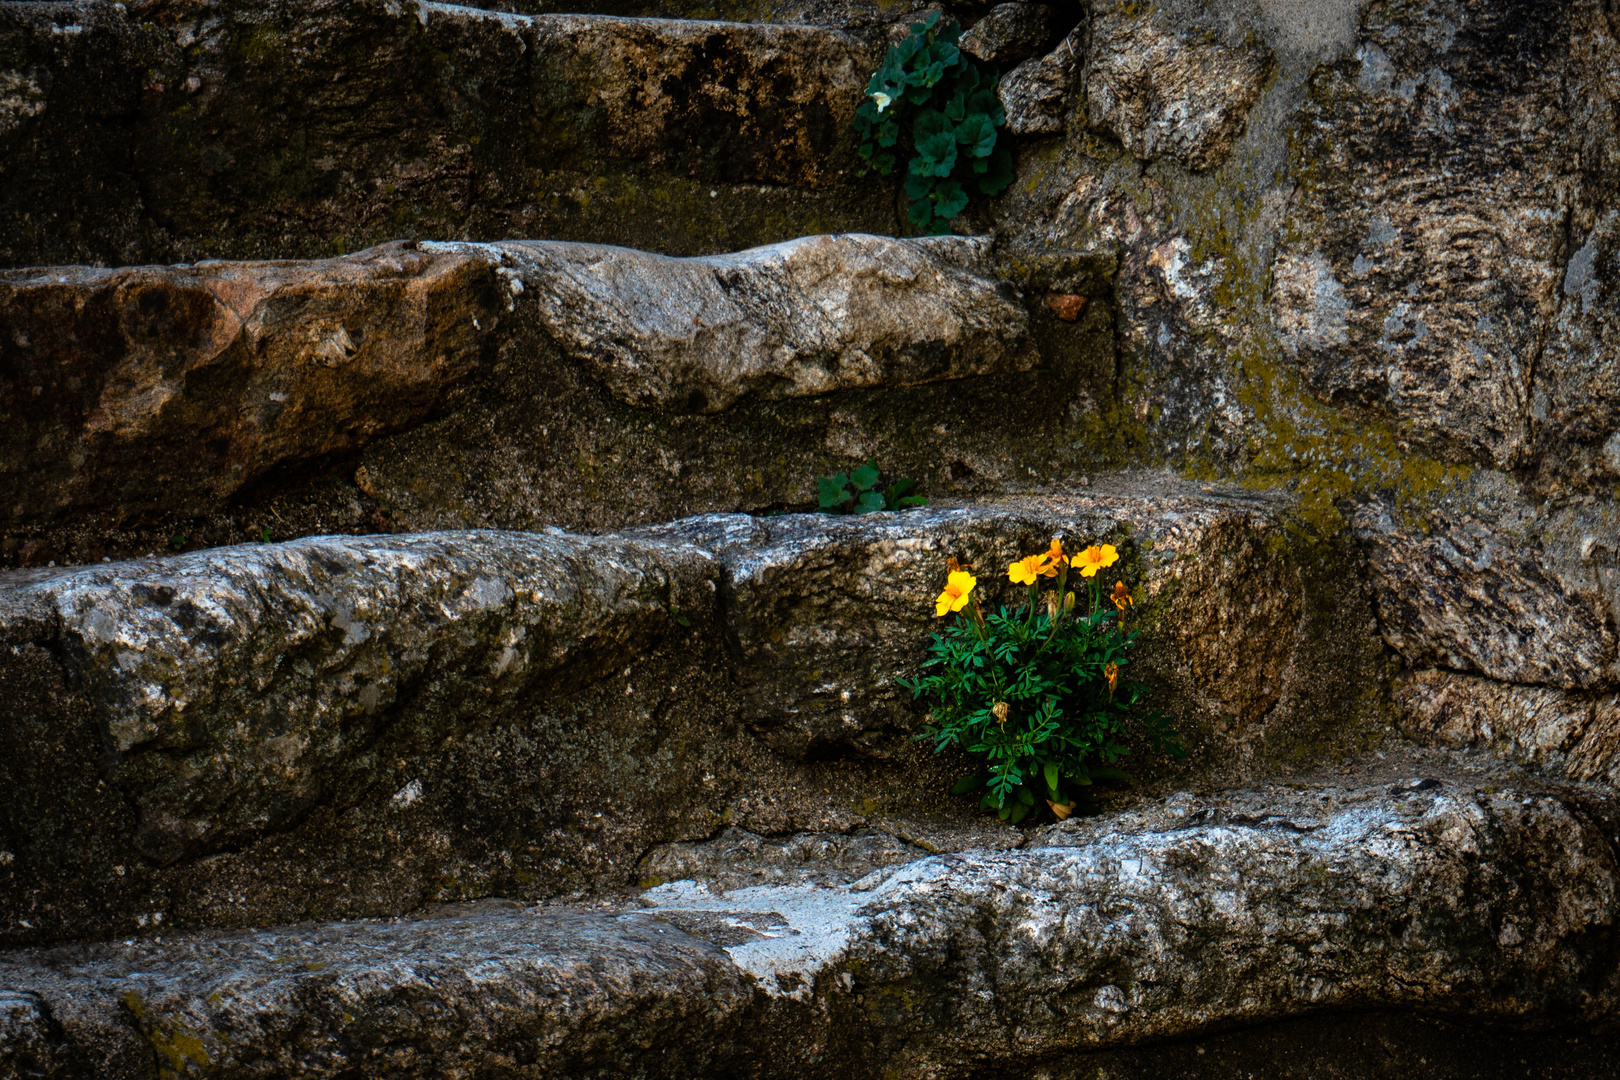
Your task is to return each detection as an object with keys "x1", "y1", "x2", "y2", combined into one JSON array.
[
  {"x1": 1110, "y1": 581, "x2": 1132, "y2": 612},
  {"x1": 1073, "y1": 543, "x2": 1119, "y2": 578},
  {"x1": 992, "y1": 700, "x2": 1010, "y2": 725},
  {"x1": 1041, "y1": 539, "x2": 1066, "y2": 575},
  {"x1": 1008, "y1": 555, "x2": 1046, "y2": 585},
  {"x1": 936, "y1": 569, "x2": 977, "y2": 617},
  {"x1": 1104, "y1": 662, "x2": 1119, "y2": 700}
]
